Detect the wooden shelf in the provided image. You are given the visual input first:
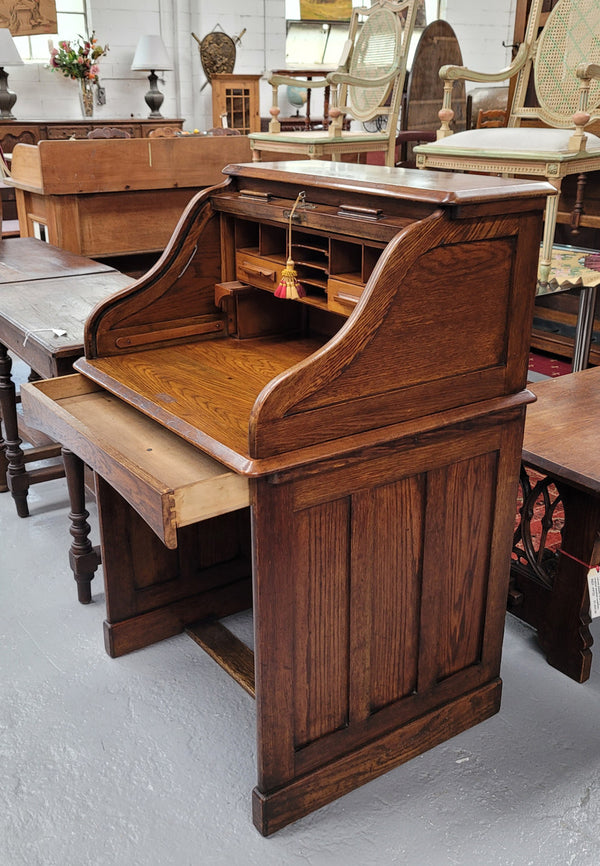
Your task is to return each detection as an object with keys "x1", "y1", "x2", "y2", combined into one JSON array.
[{"x1": 233, "y1": 217, "x2": 384, "y2": 315}]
